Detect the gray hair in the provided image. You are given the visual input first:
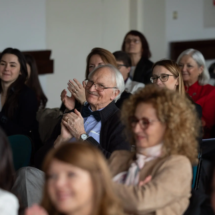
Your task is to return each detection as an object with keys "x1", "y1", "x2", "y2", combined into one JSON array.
[
  {"x1": 88, "y1": 64, "x2": 125, "y2": 102},
  {"x1": 176, "y1": 49, "x2": 210, "y2": 85}
]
